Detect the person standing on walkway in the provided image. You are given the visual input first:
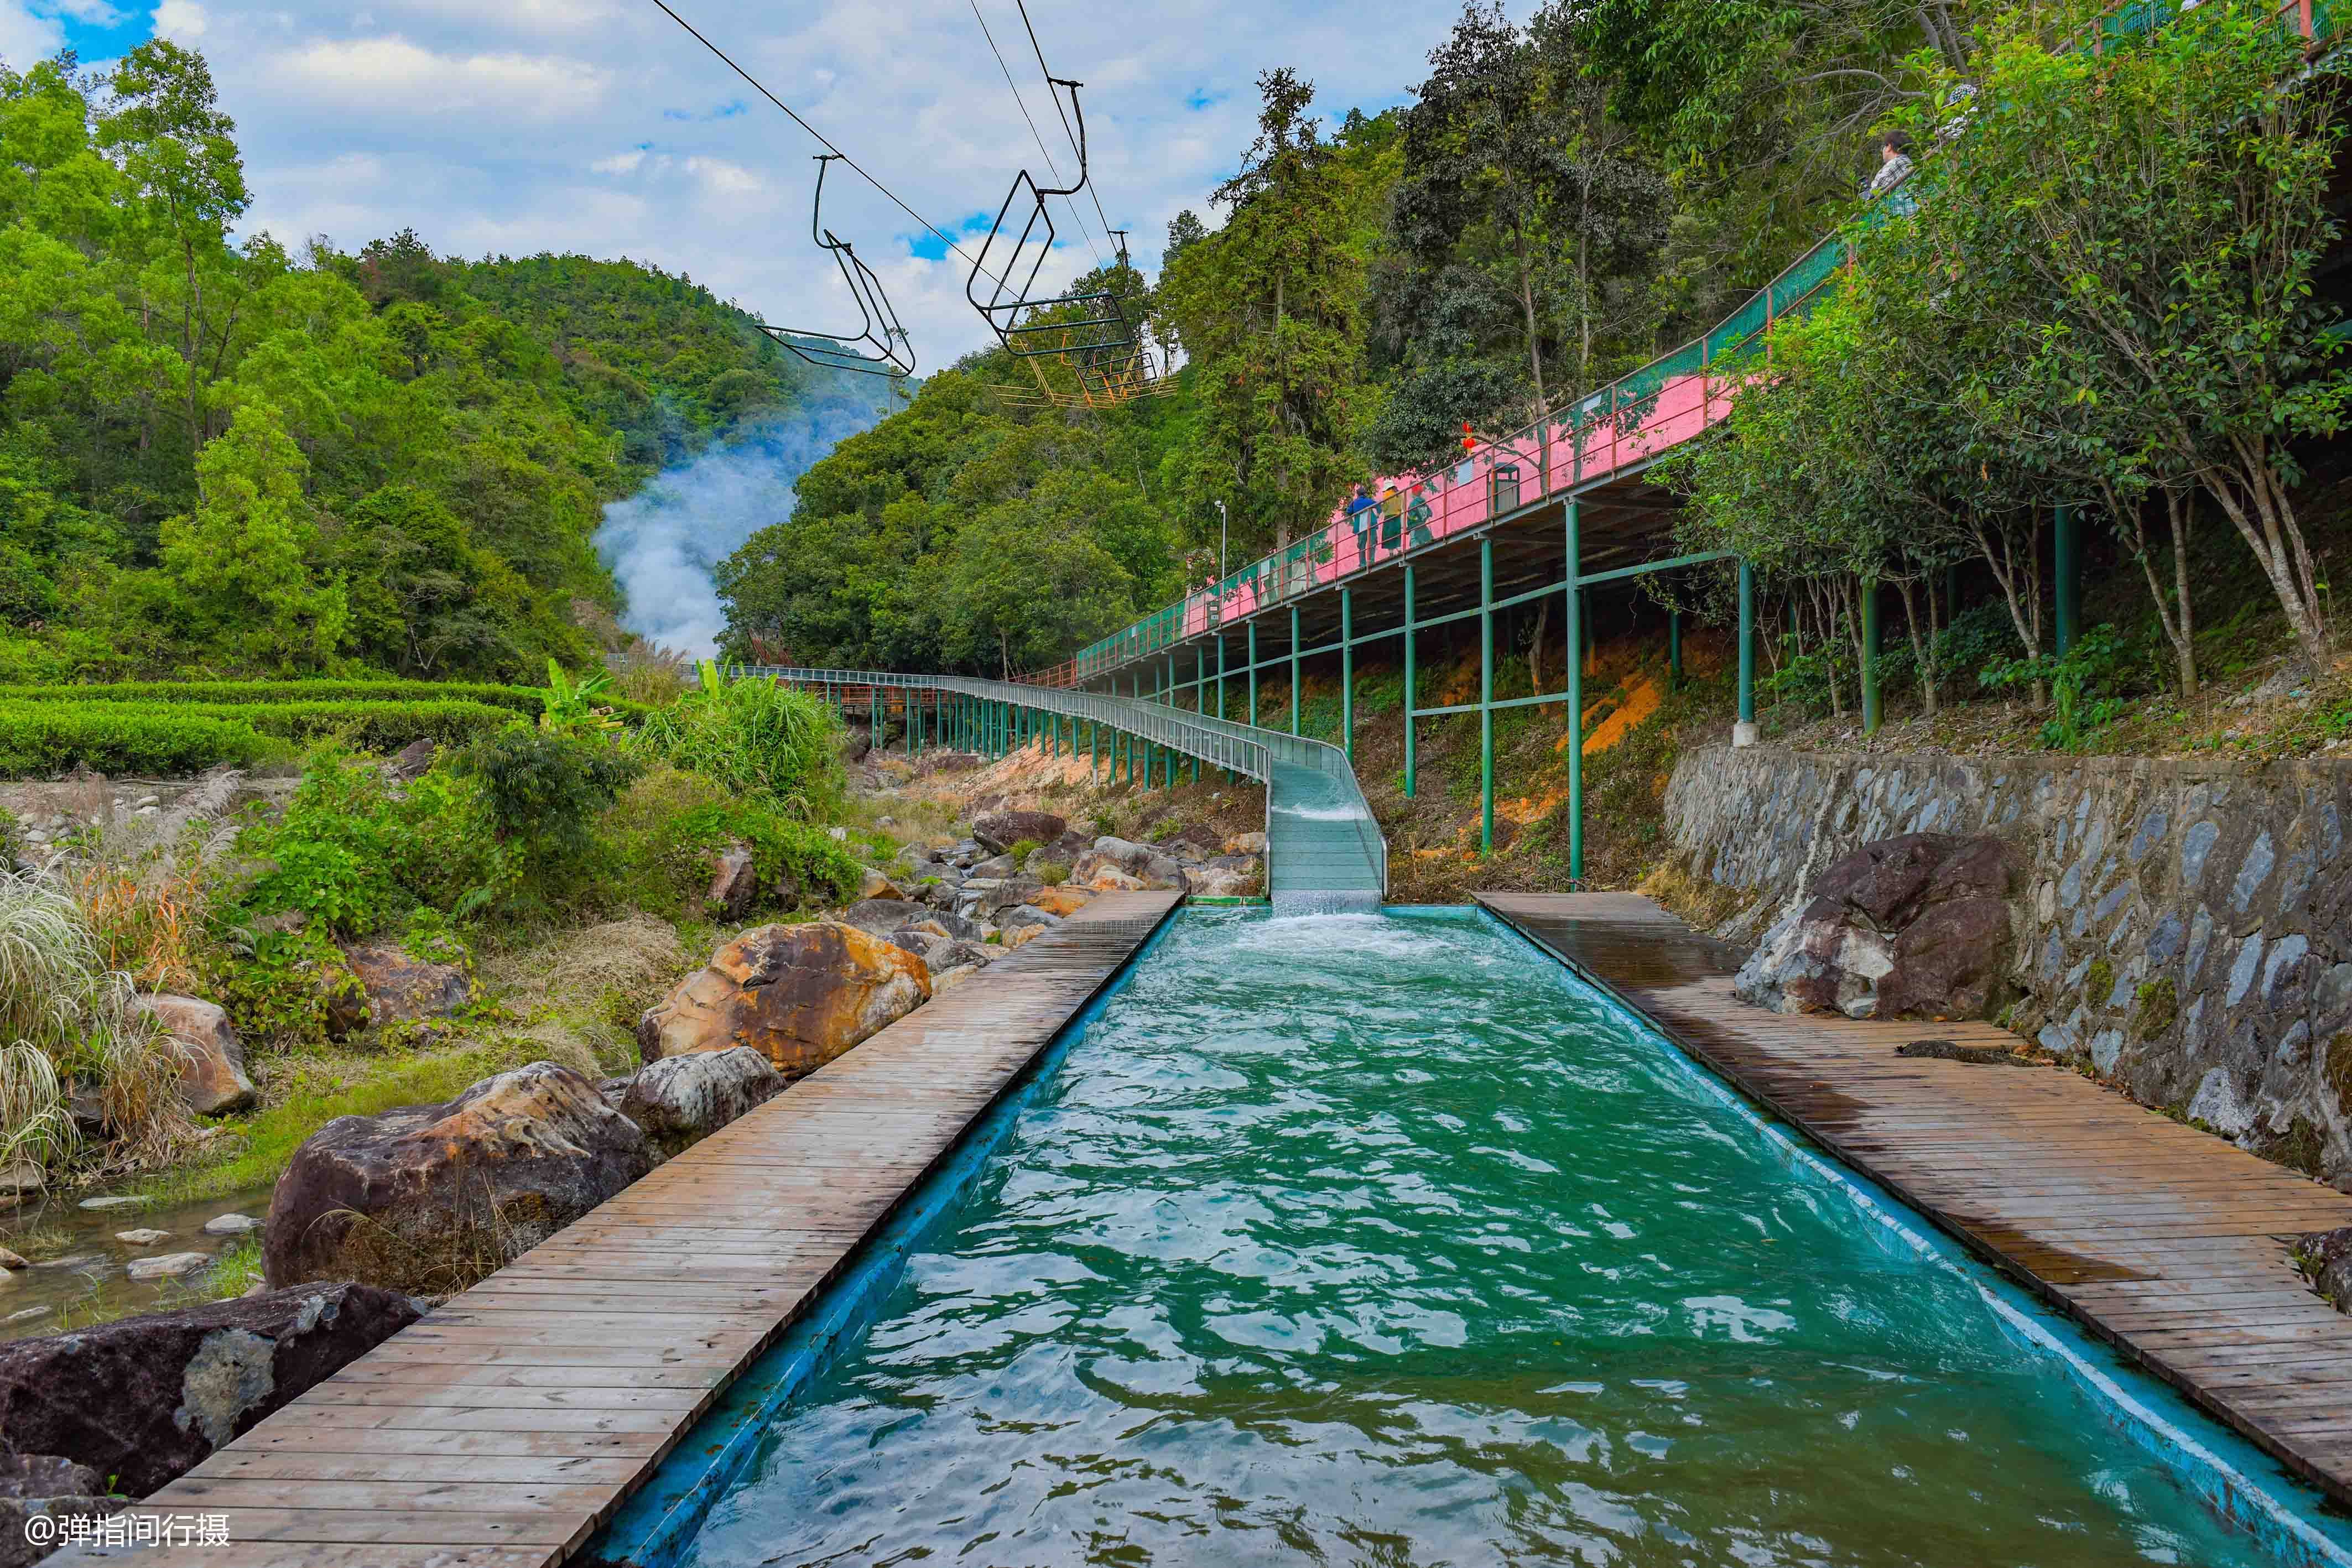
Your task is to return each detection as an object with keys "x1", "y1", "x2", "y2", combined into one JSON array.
[
  {"x1": 1867, "y1": 128, "x2": 1917, "y2": 215},
  {"x1": 1343, "y1": 482, "x2": 1377, "y2": 569}
]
